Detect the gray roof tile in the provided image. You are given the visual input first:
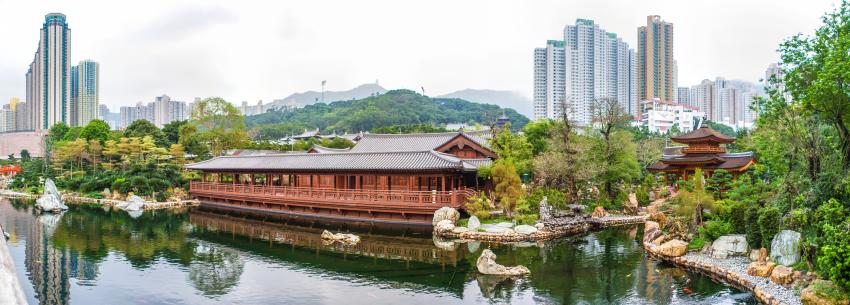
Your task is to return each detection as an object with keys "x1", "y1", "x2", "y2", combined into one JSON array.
[{"x1": 185, "y1": 150, "x2": 479, "y2": 172}]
